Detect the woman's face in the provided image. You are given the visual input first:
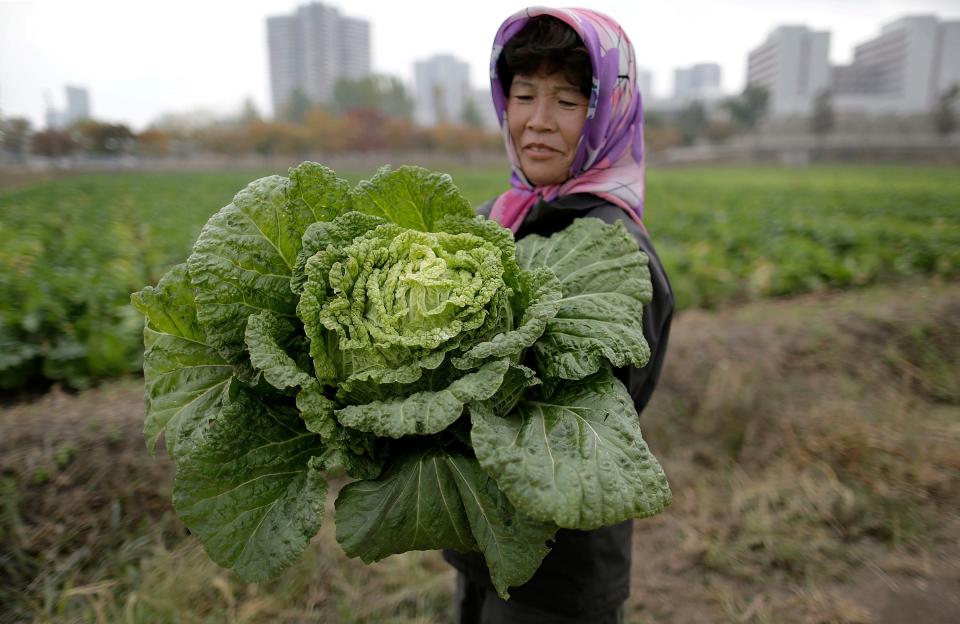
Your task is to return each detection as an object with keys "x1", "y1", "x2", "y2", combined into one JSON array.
[{"x1": 506, "y1": 72, "x2": 588, "y2": 186}]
